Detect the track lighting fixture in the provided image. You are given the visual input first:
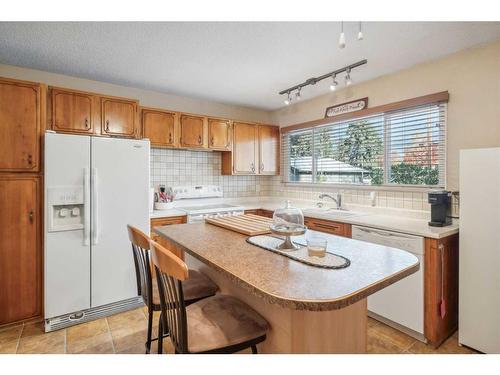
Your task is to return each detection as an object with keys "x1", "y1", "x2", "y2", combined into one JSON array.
[
  {"x1": 338, "y1": 21, "x2": 346, "y2": 49},
  {"x1": 345, "y1": 68, "x2": 352, "y2": 86},
  {"x1": 295, "y1": 88, "x2": 302, "y2": 101},
  {"x1": 284, "y1": 91, "x2": 292, "y2": 105},
  {"x1": 279, "y1": 60, "x2": 366, "y2": 105},
  {"x1": 357, "y1": 22, "x2": 364, "y2": 41},
  {"x1": 329, "y1": 74, "x2": 338, "y2": 91}
]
